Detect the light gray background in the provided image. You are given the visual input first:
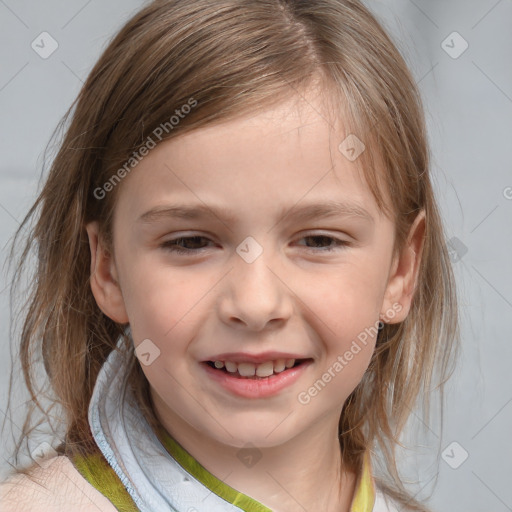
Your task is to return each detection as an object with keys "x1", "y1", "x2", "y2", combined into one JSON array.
[{"x1": 1, "y1": 1, "x2": 511, "y2": 511}]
